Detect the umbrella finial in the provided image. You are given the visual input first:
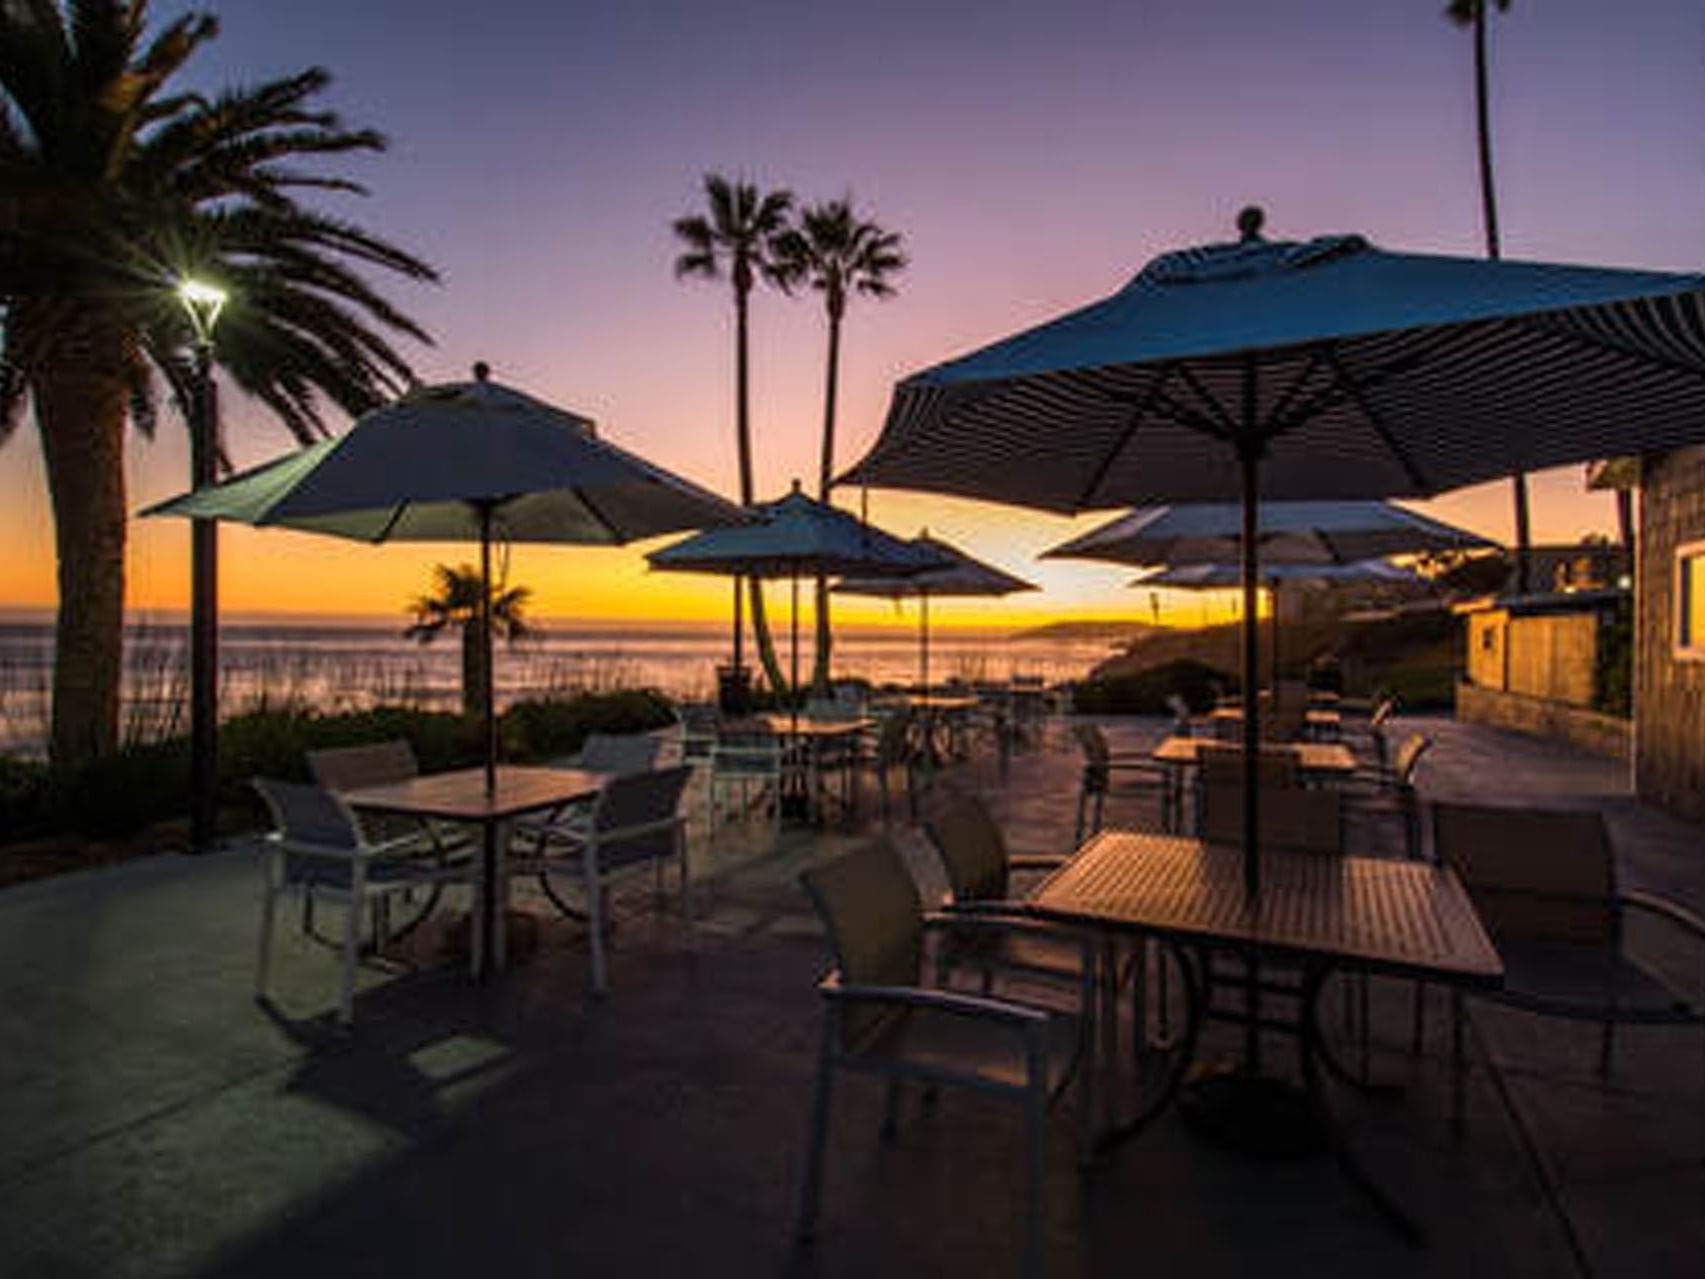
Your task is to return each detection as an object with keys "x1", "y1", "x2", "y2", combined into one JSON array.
[
  {"x1": 791, "y1": 477, "x2": 802, "y2": 493},
  {"x1": 472, "y1": 361, "x2": 491, "y2": 383},
  {"x1": 1236, "y1": 206, "x2": 1265, "y2": 243}
]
